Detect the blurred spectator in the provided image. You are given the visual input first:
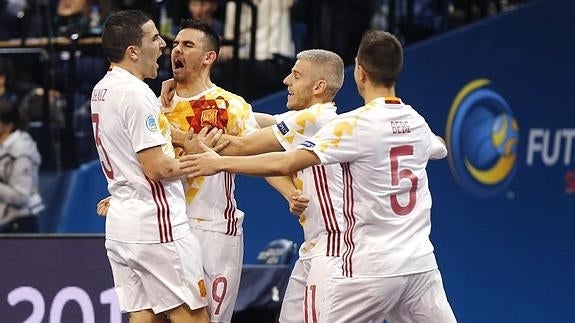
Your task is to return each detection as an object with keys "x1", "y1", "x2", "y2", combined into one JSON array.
[
  {"x1": 18, "y1": 87, "x2": 66, "y2": 128},
  {"x1": 17, "y1": 86, "x2": 66, "y2": 170},
  {"x1": 188, "y1": 0, "x2": 223, "y2": 35},
  {"x1": 371, "y1": 0, "x2": 451, "y2": 44},
  {"x1": 221, "y1": 0, "x2": 295, "y2": 99},
  {"x1": 296, "y1": 0, "x2": 372, "y2": 65},
  {"x1": 115, "y1": 0, "x2": 156, "y2": 13},
  {"x1": 223, "y1": 0, "x2": 294, "y2": 61},
  {"x1": 0, "y1": 59, "x2": 18, "y2": 103},
  {"x1": 0, "y1": 0, "x2": 26, "y2": 40},
  {"x1": 0, "y1": 99, "x2": 44, "y2": 233},
  {"x1": 54, "y1": 0, "x2": 100, "y2": 37},
  {"x1": 21, "y1": 0, "x2": 90, "y2": 38}
]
